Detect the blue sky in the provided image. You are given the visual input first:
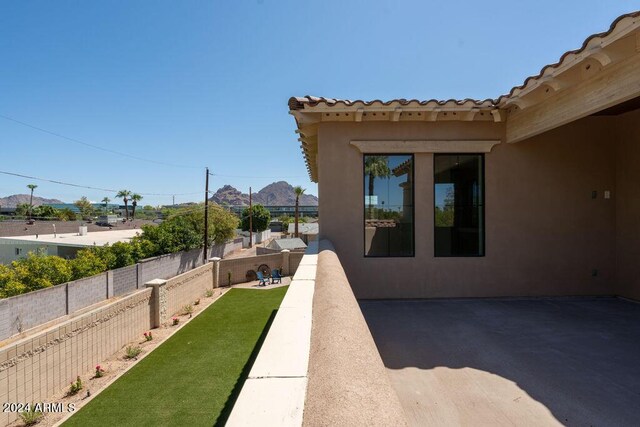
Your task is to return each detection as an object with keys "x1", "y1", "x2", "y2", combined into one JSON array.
[{"x1": 1, "y1": 1, "x2": 637, "y2": 206}]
